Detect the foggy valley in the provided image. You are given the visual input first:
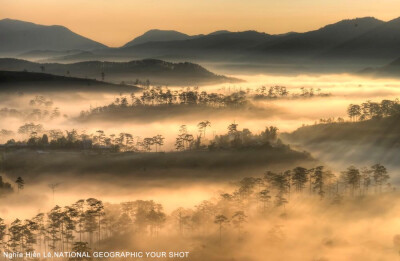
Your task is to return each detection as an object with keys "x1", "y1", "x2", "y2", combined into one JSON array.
[{"x1": 2, "y1": 11, "x2": 400, "y2": 261}]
